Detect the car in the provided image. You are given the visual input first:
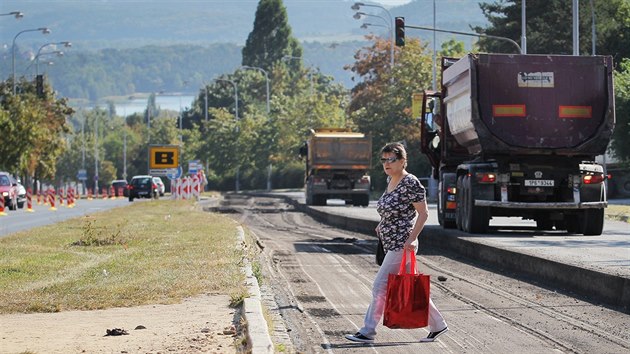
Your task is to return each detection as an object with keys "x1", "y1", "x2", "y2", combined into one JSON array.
[
  {"x1": 16, "y1": 179, "x2": 26, "y2": 209},
  {"x1": 128, "y1": 175, "x2": 158, "y2": 201},
  {"x1": 152, "y1": 176, "x2": 165, "y2": 196},
  {"x1": 111, "y1": 179, "x2": 129, "y2": 197},
  {"x1": 0, "y1": 172, "x2": 19, "y2": 210}
]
